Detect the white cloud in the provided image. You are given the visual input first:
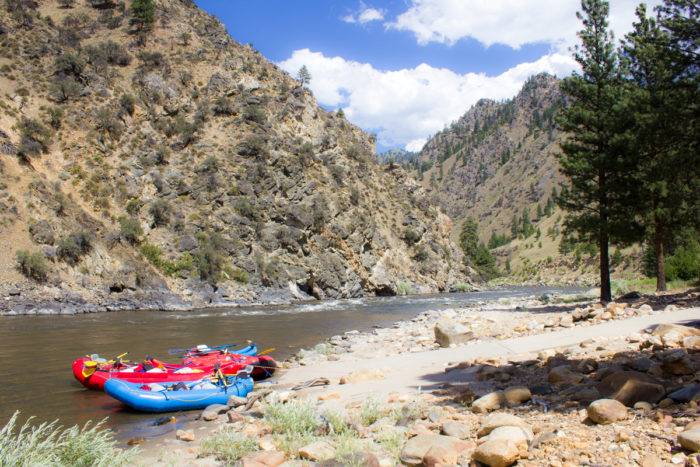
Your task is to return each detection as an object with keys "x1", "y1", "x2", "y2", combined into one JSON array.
[
  {"x1": 389, "y1": 0, "x2": 663, "y2": 50},
  {"x1": 342, "y1": 5, "x2": 385, "y2": 24},
  {"x1": 406, "y1": 138, "x2": 427, "y2": 152},
  {"x1": 279, "y1": 49, "x2": 577, "y2": 150}
]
